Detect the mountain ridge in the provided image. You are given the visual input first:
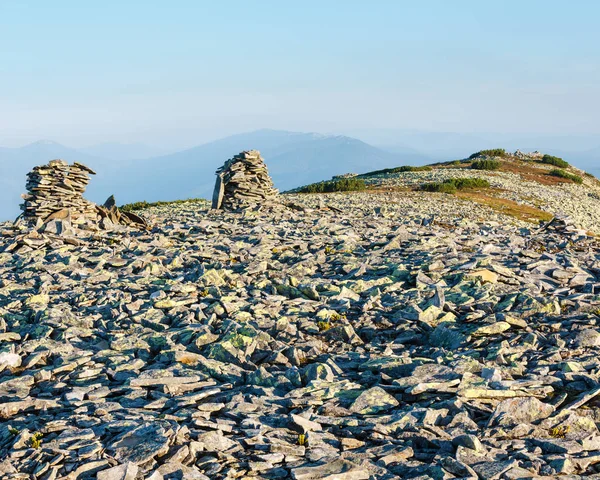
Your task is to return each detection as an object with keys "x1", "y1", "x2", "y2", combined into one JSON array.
[{"x1": 1, "y1": 128, "x2": 599, "y2": 221}]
